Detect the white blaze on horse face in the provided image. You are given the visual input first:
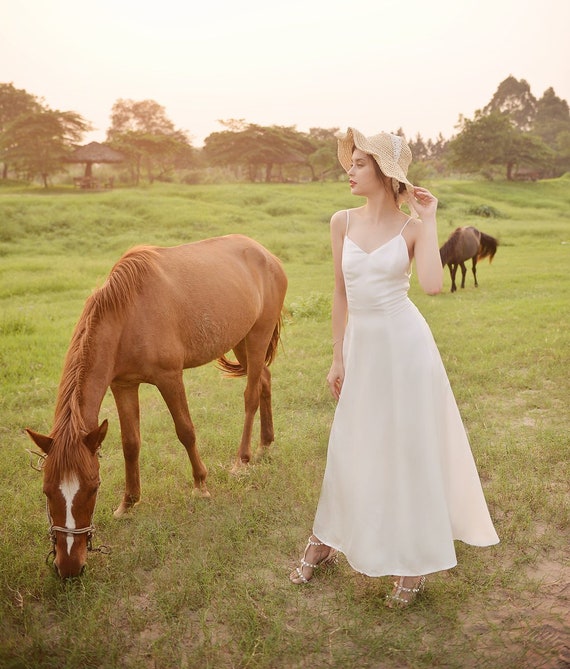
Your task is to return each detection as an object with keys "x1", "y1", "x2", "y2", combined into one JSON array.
[{"x1": 59, "y1": 474, "x2": 80, "y2": 555}]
